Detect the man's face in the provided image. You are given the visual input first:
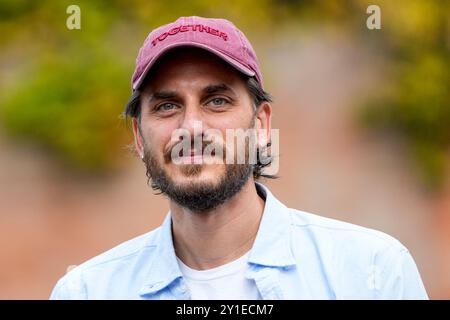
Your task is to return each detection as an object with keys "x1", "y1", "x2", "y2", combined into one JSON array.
[{"x1": 133, "y1": 48, "x2": 260, "y2": 211}]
